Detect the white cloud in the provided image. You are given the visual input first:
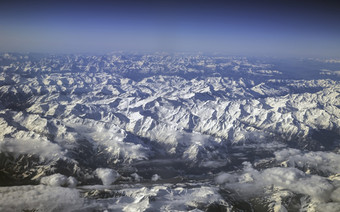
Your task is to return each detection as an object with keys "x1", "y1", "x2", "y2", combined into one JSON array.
[
  {"x1": 331, "y1": 187, "x2": 340, "y2": 202},
  {"x1": 200, "y1": 160, "x2": 228, "y2": 168},
  {"x1": 262, "y1": 167, "x2": 334, "y2": 201},
  {"x1": 131, "y1": 173, "x2": 142, "y2": 182},
  {"x1": 274, "y1": 148, "x2": 340, "y2": 174},
  {"x1": 215, "y1": 172, "x2": 238, "y2": 184},
  {"x1": 316, "y1": 203, "x2": 340, "y2": 212},
  {"x1": 67, "y1": 120, "x2": 149, "y2": 163},
  {"x1": 151, "y1": 174, "x2": 161, "y2": 181},
  {"x1": 0, "y1": 185, "x2": 83, "y2": 212},
  {"x1": 40, "y1": 173, "x2": 78, "y2": 187},
  {"x1": 95, "y1": 168, "x2": 120, "y2": 186},
  {"x1": 320, "y1": 69, "x2": 340, "y2": 76},
  {"x1": 216, "y1": 162, "x2": 336, "y2": 203},
  {"x1": 0, "y1": 138, "x2": 65, "y2": 161},
  {"x1": 215, "y1": 149, "x2": 340, "y2": 210}
]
